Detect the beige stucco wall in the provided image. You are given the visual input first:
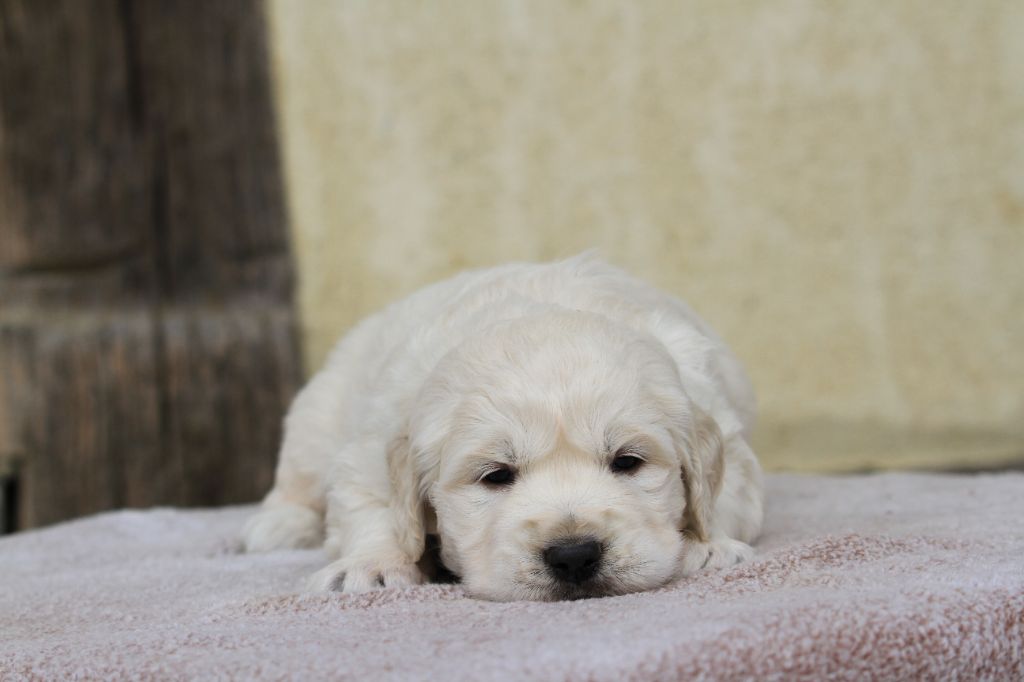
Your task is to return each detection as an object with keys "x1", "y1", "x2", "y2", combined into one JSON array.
[{"x1": 266, "y1": 1, "x2": 1024, "y2": 471}]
